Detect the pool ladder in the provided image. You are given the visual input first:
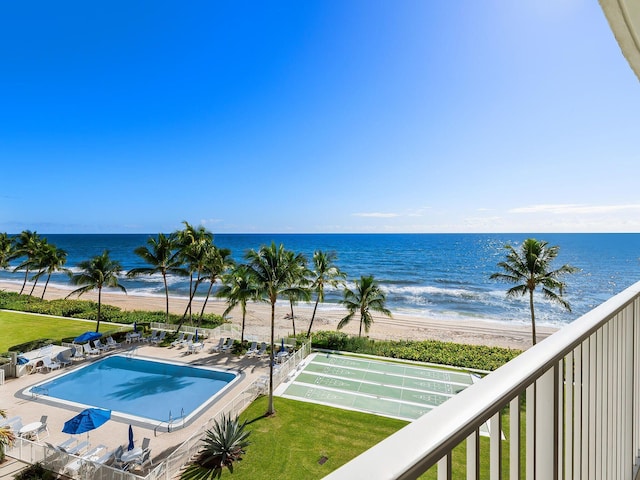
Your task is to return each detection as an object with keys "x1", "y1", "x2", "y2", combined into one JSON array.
[{"x1": 155, "y1": 408, "x2": 185, "y2": 435}]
